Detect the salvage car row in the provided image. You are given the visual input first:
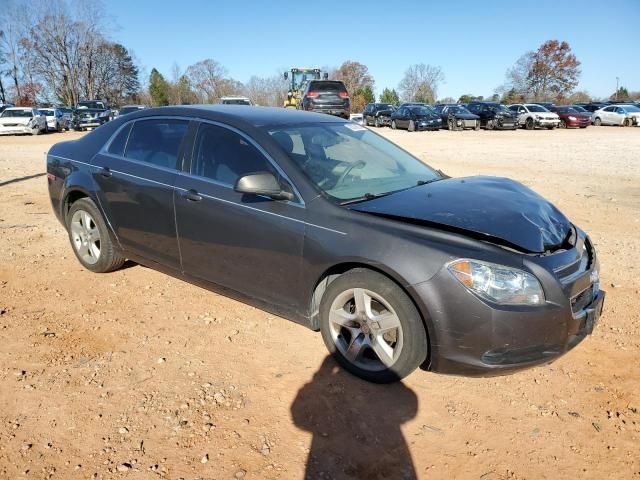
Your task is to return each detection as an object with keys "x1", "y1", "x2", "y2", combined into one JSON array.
[{"x1": 356, "y1": 101, "x2": 640, "y2": 131}]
